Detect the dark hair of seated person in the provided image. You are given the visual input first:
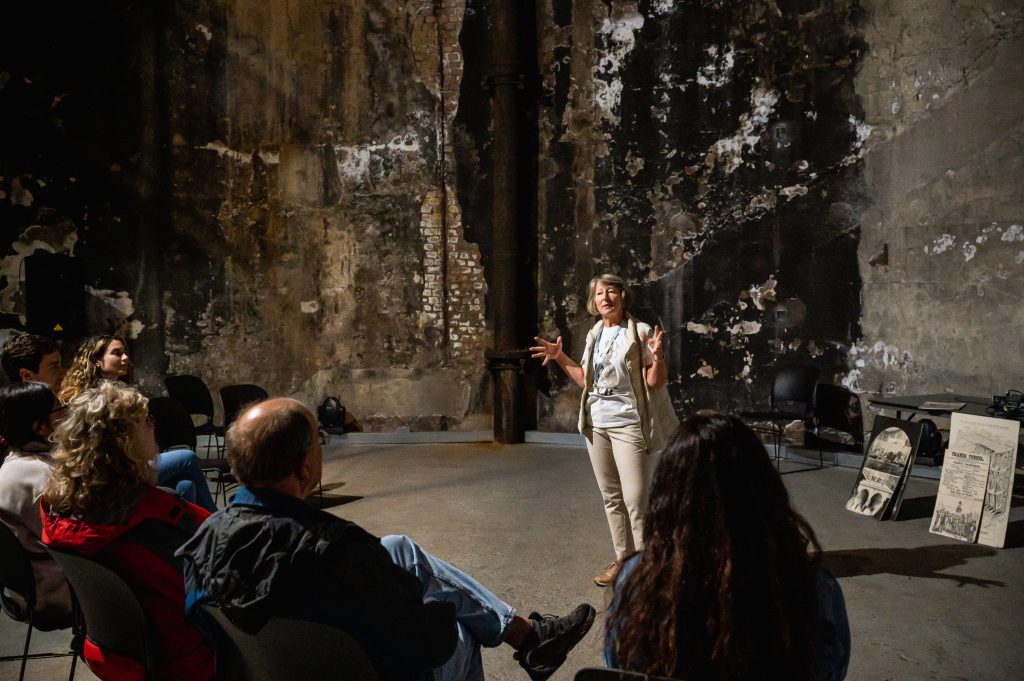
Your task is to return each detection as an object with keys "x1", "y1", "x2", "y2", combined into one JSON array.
[
  {"x1": 607, "y1": 411, "x2": 823, "y2": 681},
  {"x1": 1, "y1": 333, "x2": 58, "y2": 383},
  {"x1": 0, "y1": 381, "x2": 58, "y2": 451}
]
